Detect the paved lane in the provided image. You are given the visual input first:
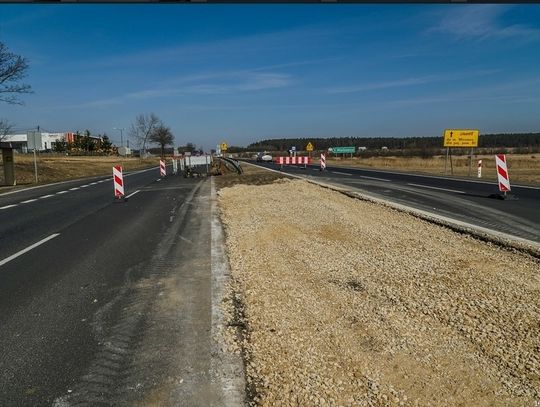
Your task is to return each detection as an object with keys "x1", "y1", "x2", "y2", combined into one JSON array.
[{"x1": 0, "y1": 169, "x2": 224, "y2": 405}]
